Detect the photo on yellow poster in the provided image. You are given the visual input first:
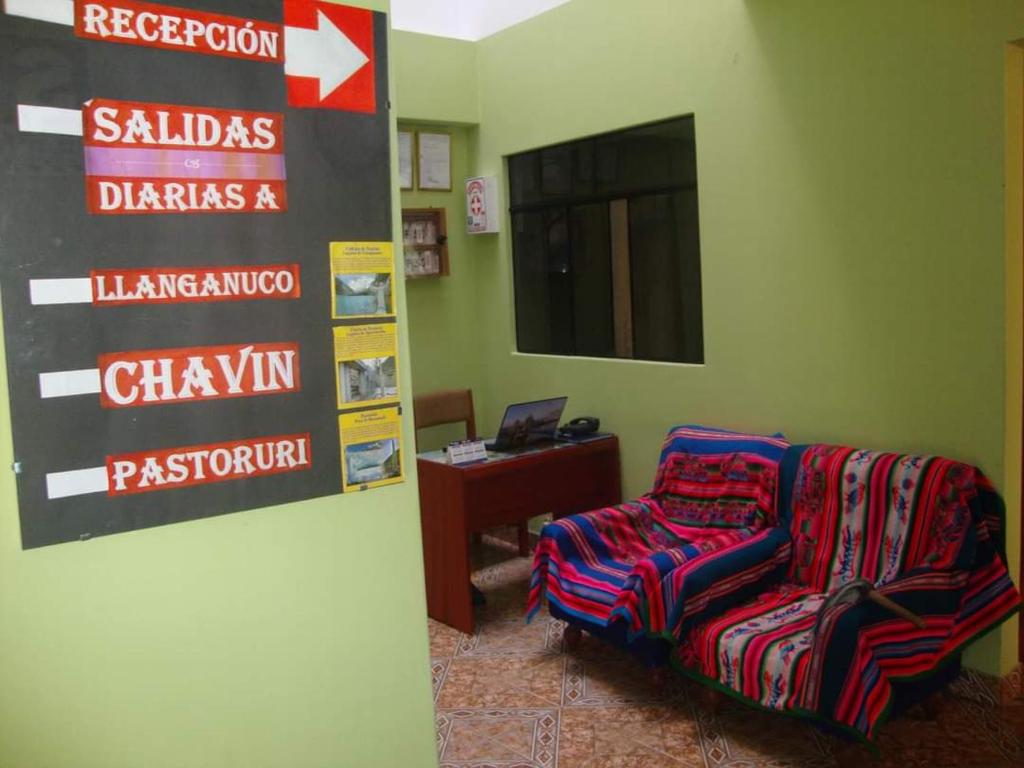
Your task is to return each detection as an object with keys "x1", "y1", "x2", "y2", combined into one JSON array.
[
  {"x1": 334, "y1": 323, "x2": 399, "y2": 410},
  {"x1": 339, "y1": 407, "x2": 403, "y2": 491},
  {"x1": 330, "y1": 241, "x2": 395, "y2": 319}
]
